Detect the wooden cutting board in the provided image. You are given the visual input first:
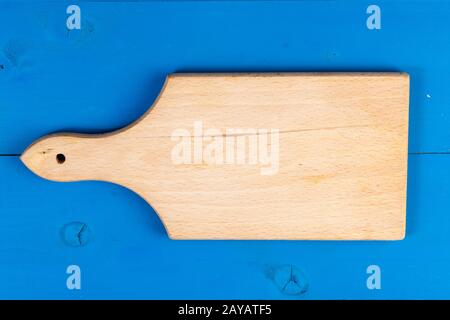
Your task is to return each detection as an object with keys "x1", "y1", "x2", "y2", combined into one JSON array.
[{"x1": 21, "y1": 73, "x2": 409, "y2": 240}]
